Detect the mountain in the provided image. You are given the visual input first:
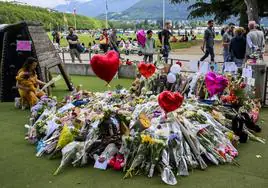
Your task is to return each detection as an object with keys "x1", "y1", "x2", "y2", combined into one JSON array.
[
  {"x1": 97, "y1": 0, "x2": 195, "y2": 21},
  {"x1": 55, "y1": 0, "x2": 140, "y2": 17},
  {"x1": 56, "y1": 0, "x2": 201, "y2": 21}
]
